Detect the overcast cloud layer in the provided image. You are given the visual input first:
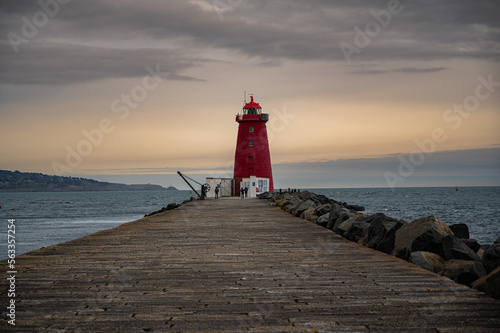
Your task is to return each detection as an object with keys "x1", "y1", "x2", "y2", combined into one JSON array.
[
  {"x1": 1, "y1": 0, "x2": 499, "y2": 85},
  {"x1": 1, "y1": 1, "x2": 499, "y2": 187}
]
